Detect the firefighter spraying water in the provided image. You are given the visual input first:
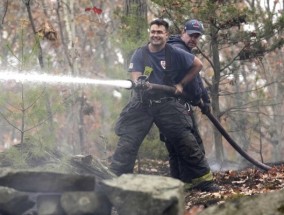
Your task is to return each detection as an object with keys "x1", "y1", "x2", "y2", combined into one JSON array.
[{"x1": 0, "y1": 69, "x2": 271, "y2": 171}]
